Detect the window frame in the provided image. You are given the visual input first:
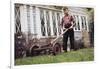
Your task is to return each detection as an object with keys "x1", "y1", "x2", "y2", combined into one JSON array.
[
  {"x1": 40, "y1": 9, "x2": 46, "y2": 36},
  {"x1": 45, "y1": 10, "x2": 51, "y2": 36},
  {"x1": 15, "y1": 5, "x2": 22, "y2": 34},
  {"x1": 52, "y1": 11, "x2": 57, "y2": 36}
]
